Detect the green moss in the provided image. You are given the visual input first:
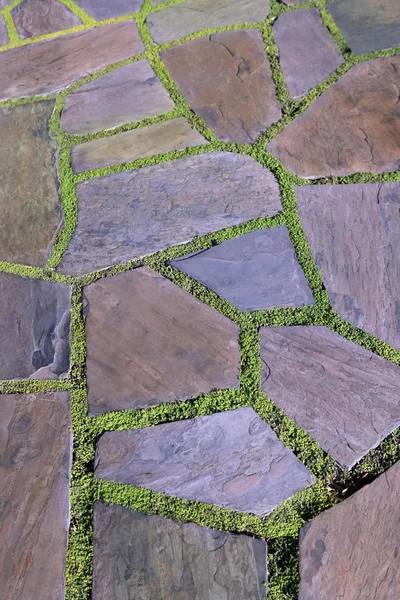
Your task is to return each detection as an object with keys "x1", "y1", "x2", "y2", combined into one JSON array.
[{"x1": 57, "y1": 0, "x2": 96, "y2": 26}]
